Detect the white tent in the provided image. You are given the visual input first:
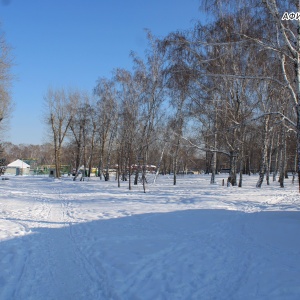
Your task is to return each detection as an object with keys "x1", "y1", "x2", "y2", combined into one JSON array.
[{"x1": 5, "y1": 159, "x2": 30, "y2": 175}]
